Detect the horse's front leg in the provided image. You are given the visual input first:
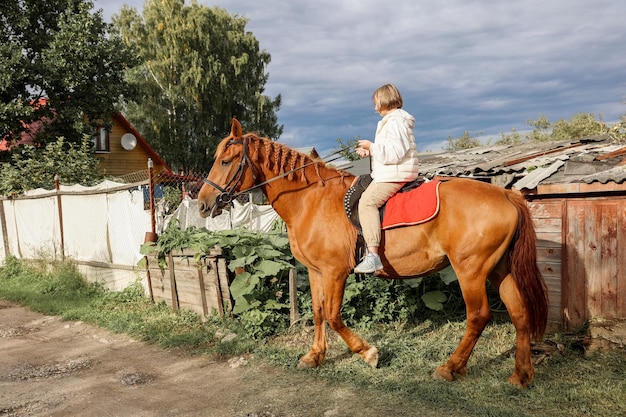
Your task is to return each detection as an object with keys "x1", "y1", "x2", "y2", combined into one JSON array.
[
  {"x1": 298, "y1": 270, "x2": 328, "y2": 368},
  {"x1": 323, "y1": 272, "x2": 378, "y2": 368}
]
